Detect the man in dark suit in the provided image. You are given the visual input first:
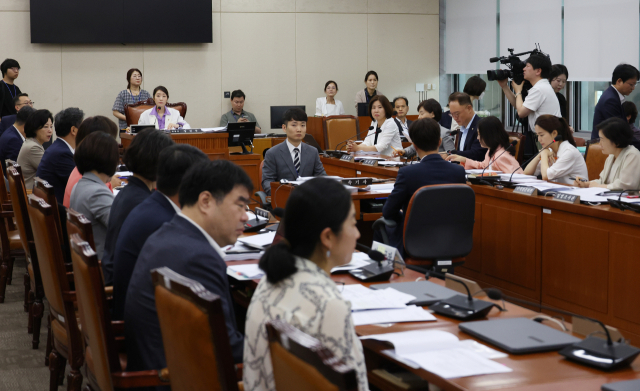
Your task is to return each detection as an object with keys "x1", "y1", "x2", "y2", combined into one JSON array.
[
  {"x1": 35, "y1": 107, "x2": 83, "y2": 203},
  {"x1": 125, "y1": 160, "x2": 251, "y2": 387},
  {"x1": 261, "y1": 108, "x2": 326, "y2": 194},
  {"x1": 0, "y1": 105, "x2": 34, "y2": 174},
  {"x1": 393, "y1": 96, "x2": 412, "y2": 138},
  {"x1": 111, "y1": 144, "x2": 208, "y2": 320},
  {"x1": 592, "y1": 64, "x2": 640, "y2": 139},
  {"x1": 100, "y1": 129, "x2": 173, "y2": 285},
  {"x1": 382, "y1": 118, "x2": 467, "y2": 253},
  {"x1": 446, "y1": 92, "x2": 487, "y2": 162},
  {"x1": 0, "y1": 93, "x2": 31, "y2": 136}
]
